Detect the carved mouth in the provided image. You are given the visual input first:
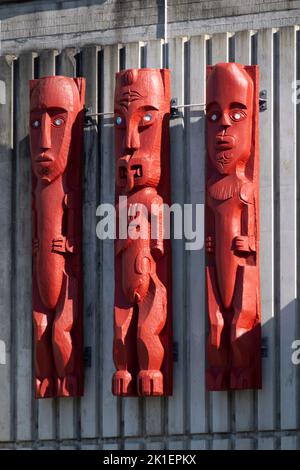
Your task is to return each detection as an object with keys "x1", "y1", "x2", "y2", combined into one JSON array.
[
  {"x1": 35, "y1": 154, "x2": 53, "y2": 163},
  {"x1": 215, "y1": 135, "x2": 235, "y2": 151},
  {"x1": 119, "y1": 164, "x2": 143, "y2": 179}
]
